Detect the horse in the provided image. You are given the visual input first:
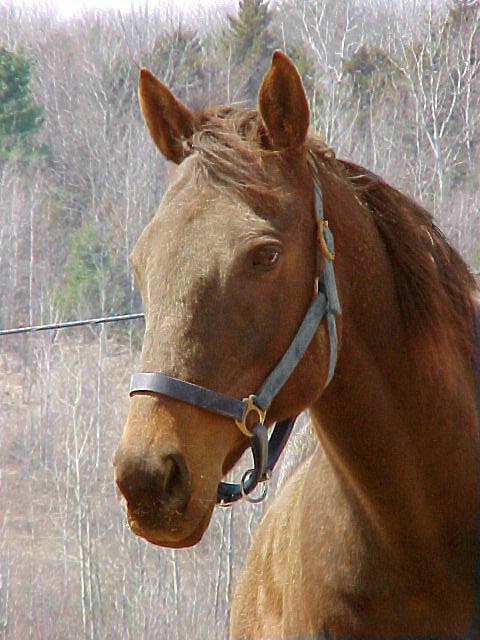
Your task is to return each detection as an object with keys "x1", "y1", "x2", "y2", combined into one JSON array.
[{"x1": 113, "y1": 51, "x2": 480, "y2": 638}]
